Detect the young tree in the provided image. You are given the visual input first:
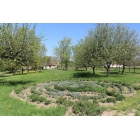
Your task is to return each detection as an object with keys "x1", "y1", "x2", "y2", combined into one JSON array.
[
  {"x1": 83, "y1": 30, "x2": 103, "y2": 75},
  {"x1": 73, "y1": 39, "x2": 89, "y2": 70},
  {"x1": 54, "y1": 37, "x2": 72, "y2": 70}
]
